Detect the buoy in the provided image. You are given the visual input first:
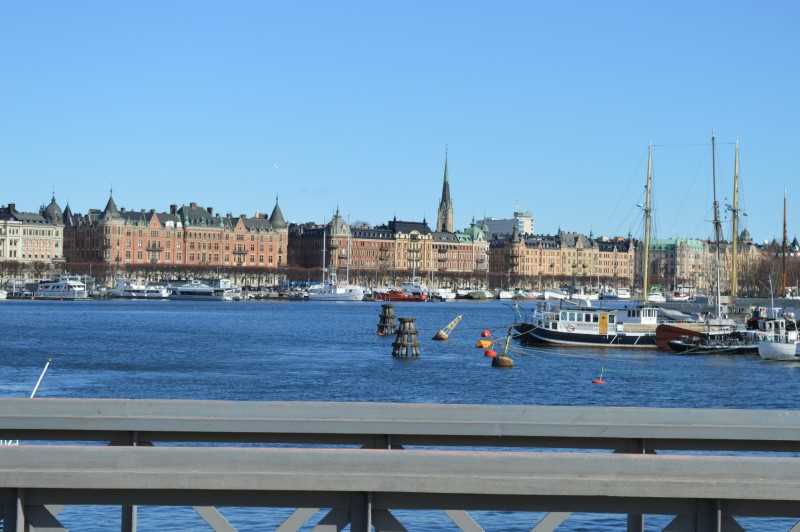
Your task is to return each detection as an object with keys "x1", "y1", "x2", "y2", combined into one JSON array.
[
  {"x1": 492, "y1": 355, "x2": 514, "y2": 368},
  {"x1": 480, "y1": 329, "x2": 492, "y2": 338},
  {"x1": 433, "y1": 314, "x2": 463, "y2": 341},
  {"x1": 475, "y1": 338, "x2": 493, "y2": 349},
  {"x1": 484, "y1": 349, "x2": 497, "y2": 358},
  {"x1": 592, "y1": 367, "x2": 606, "y2": 384}
]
